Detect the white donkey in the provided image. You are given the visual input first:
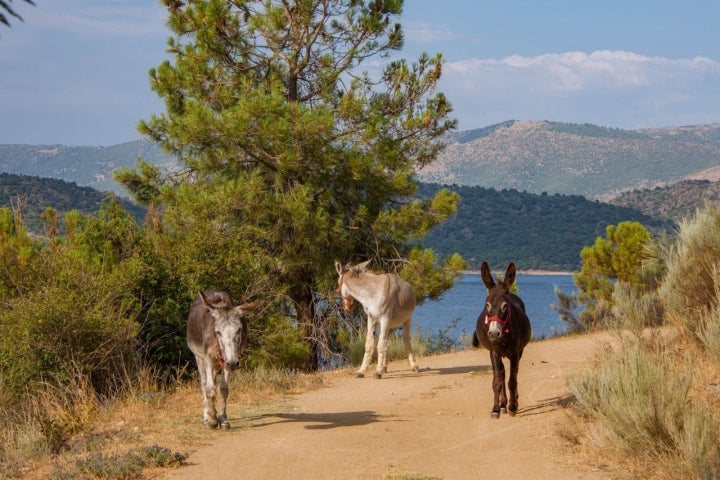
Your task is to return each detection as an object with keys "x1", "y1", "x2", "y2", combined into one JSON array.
[
  {"x1": 335, "y1": 260, "x2": 419, "y2": 379},
  {"x1": 186, "y1": 290, "x2": 260, "y2": 429}
]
